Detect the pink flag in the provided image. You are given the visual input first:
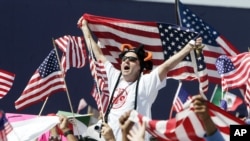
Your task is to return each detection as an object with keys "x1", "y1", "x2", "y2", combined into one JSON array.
[{"x1": 0, "y1": 69, "x2": 15, "y2": 99}]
